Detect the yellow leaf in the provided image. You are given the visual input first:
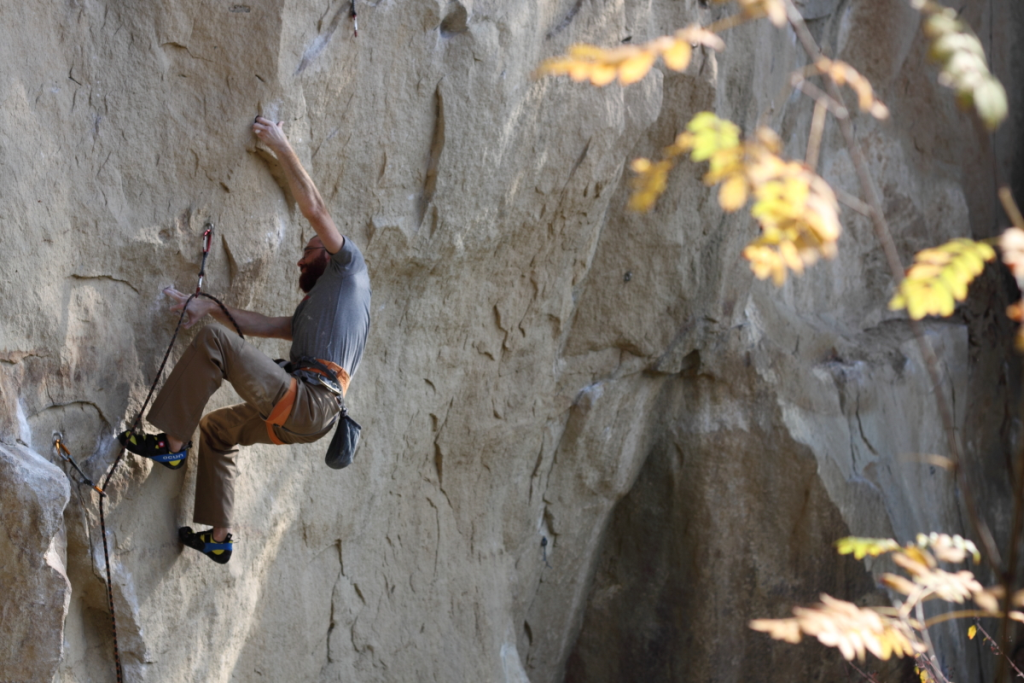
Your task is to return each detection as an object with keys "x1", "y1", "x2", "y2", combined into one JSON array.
[
  {"x1": 718, "y1": 176, "x2": 749, "y2": 212},
  {"x1": 779, "y1": 240, "x2": 804, "y2": 275},
  {"x1": 916, "y1": 247, "x2": 952, "y2": 265},
  {"x1": 907, "y1": 263, "x2": 945, "y2": 280},
  {"x1": 881, "y1": 573, "x2": 917, "y2": 596},
  {"x1": 836, "y1": 537, "x2": 900, "y2": 559},
  {"x1": 568, "y1": 62, "x2": 593, "y2": 82},
  {"x1": 968, "y1": 624, "x2": 978, "y2": 640},
  {"x1": 568, "y1": 44, "x2": 605, "y2": 60},
  {"x1": 631, "y1": 158, "x2": 652, "y2": 173},
  {"x1": 618, "y1": 51, "x2": 657, "y2": 85},
  {"x1": 939, "y1": 268, "x2": 969, "y2": 301},
  {"x1": 663, "y1": 40, "x2": 692, "y2": 71},
  {"x1": 976, "y1": 240, "x2": 997, "y2": 261},
  {"x1": 765, "y1": 0, "x2": 786, "y2": 27},
  {"x1": 589, "y1": 64, "x2": 618, "y2": 86}
]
